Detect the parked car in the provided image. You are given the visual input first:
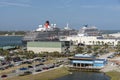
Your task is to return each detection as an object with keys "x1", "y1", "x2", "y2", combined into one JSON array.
[
  {"x1": 34, "y1": 59, "x2": 41, "y2": 61},
  {"x1": 35, "y1": 63, "x2": 44, "y2": 67},
  {"x1": 22, "y1": 61, "x2": 32, "y2": 64},
  {"x1": 0, "y1": 67, "x2": 5, "y2": 70},
  {"x1": 19, "y1": 71, "x2": 32, "y2": 76},
  {"x1": 24, "y1": 71, "x2": 32, "y2": 75},
  {"x1": 19, "y1": 67, "x2": 28, "y2": 70},
  {"x1": 35, "y1": 69, "x2": 42, "y2": 72},
  {"x1": 107, "y1": 55, "x2": 114, "y2": 58},
  {"x1": 49, "y1": 65, "x2": 55, "y2": 68},
  {"x1": 42, "y1": 66, "x2": 49, "y2": 70},
  {"x1": 1, "y1": 74, "x2": 7, "y2": 78},
  {"x1": 55, "y1": 64, "x2": 60, "y2": 67},
  {"x1": 28, "y1": 65, "x2": 33, "y2": 68}
]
